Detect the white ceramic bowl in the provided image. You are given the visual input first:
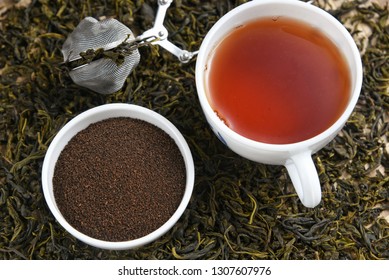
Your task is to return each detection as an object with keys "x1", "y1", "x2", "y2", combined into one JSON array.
[{"x1": 41, "y1": 103, "x2": 195, "y2": 250}]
